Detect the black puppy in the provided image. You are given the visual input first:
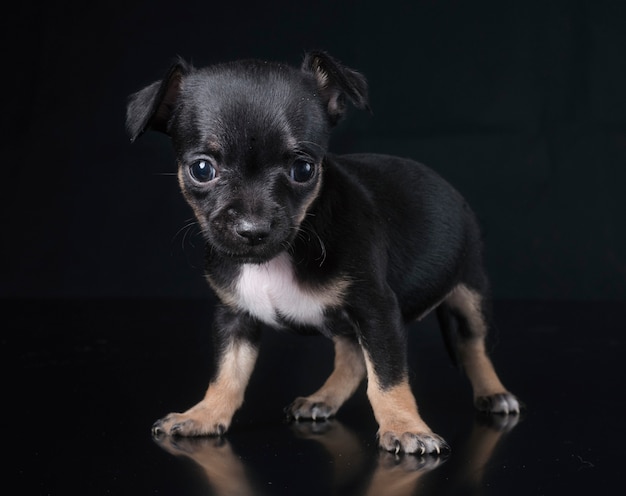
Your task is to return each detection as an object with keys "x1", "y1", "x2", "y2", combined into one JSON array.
[{"x1": 126, "y1": 51, "x2": 520, "y2": 455}]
